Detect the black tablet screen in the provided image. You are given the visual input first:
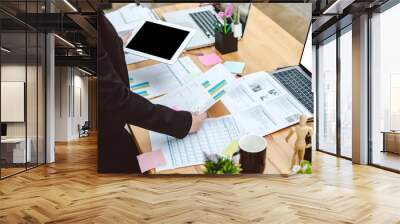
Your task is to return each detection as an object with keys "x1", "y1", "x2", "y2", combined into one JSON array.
[{"x1": 126, "y1": 21, "x2": 190, "y2": 60}]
